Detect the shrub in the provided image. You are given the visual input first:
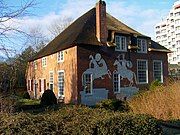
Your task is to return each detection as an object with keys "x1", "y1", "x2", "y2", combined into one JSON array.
[
  {"x1": 0, "y1": 94, "x2": 16, "y2": 113},
  {"x1": 129, "y1": 81, "x2": 180, "y2": 120},
  {"x1": 96, "y1": 99, "x2": 130, "y2": 112},
  {"x1": 149, "y1": 80, "x2": 162, "y2": 90},
  {"x1": 96, "y1": 114, "x2": 162, "y2": 135},
  {"x1": 40, "y1": 89, "x2": 57, "y2": 106},
  {"x1": 22, "y1": 92, "x2": 30, "y2": 99},
  {"x1": 0, "y1": 106, "x2": 162, "y2": 135}
]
